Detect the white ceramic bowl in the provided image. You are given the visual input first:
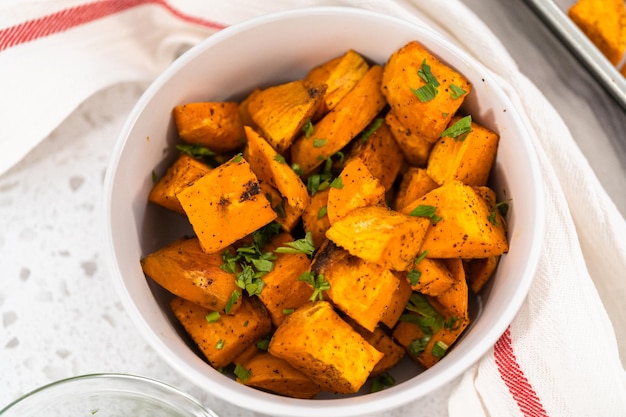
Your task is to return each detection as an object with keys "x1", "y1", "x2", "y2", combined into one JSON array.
[
  {"x1": 103, "y1": 7, "x2": 543, "y2": 417},
  {"x1": 0, "y1": 374, "x2": 218, "y2": 417}
]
